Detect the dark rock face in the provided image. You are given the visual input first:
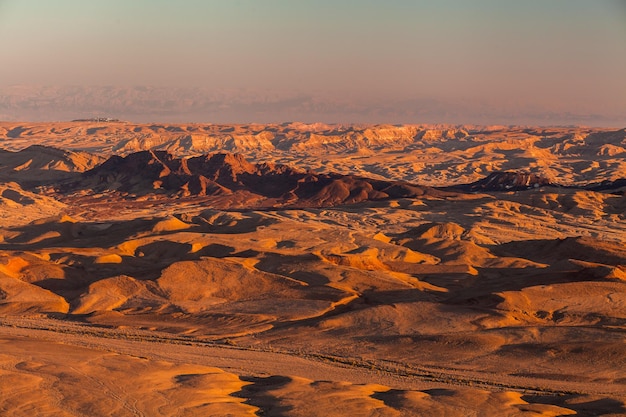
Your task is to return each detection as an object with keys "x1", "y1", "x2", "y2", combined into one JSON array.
[
  {"x1": 68, "y1": 151, "x2": 446, "y2": 207},
  {"x1": 454, "y1": 171, "x2": 555, "y2": 192},
  {"x1": 585, "y1": 179, "x2": 626, "y2": 194}
]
